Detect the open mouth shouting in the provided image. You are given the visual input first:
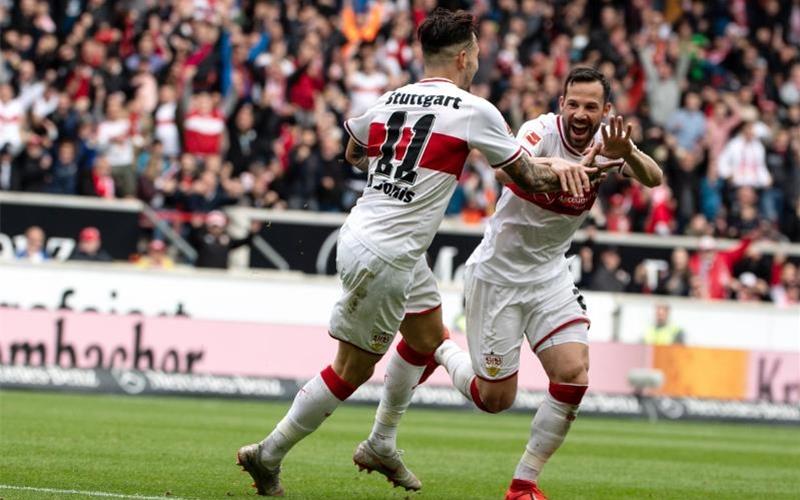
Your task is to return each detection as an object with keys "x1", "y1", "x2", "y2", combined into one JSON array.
[{"x1": 569, "y1": 121, "x2": 592, "y2": 143}]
